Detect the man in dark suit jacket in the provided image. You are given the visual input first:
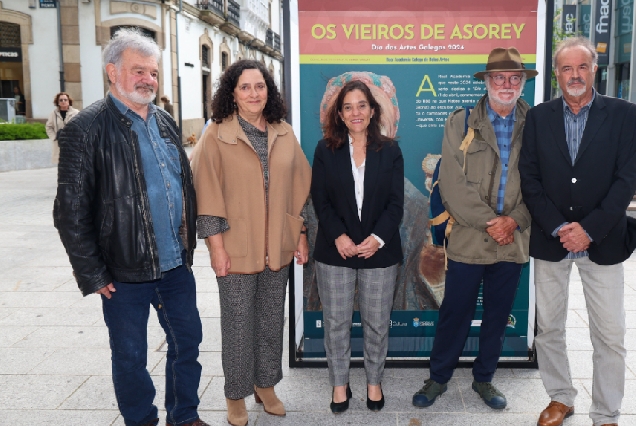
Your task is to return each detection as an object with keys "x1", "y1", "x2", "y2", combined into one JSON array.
[{"x1": 519, "y1": 37, "x2": 636, "y2": 427}]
